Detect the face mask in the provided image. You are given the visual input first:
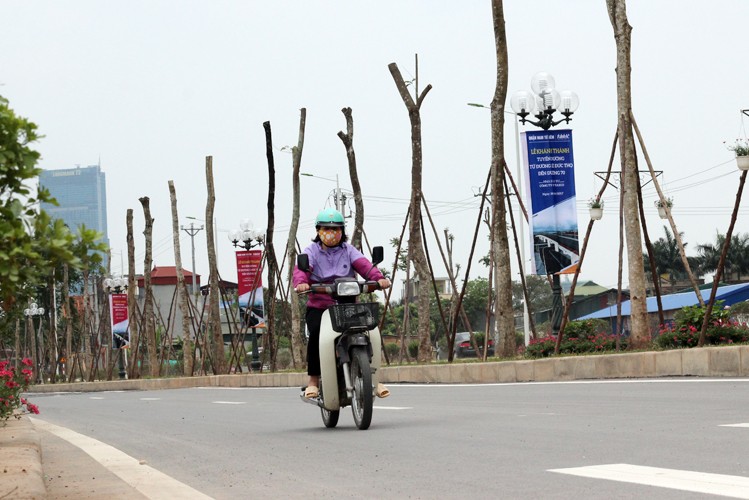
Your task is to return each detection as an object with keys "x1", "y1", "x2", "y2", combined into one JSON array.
[{"x1": 319, "y1": 228, "x2": 342, "y2": 247}]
